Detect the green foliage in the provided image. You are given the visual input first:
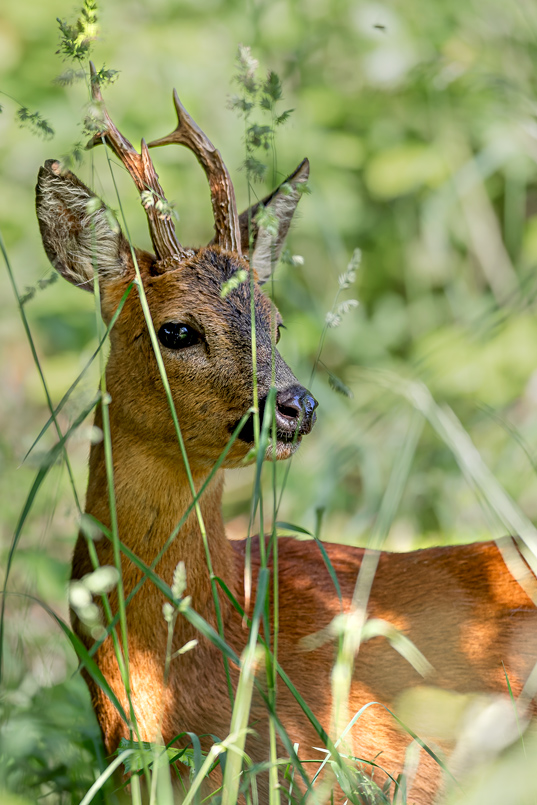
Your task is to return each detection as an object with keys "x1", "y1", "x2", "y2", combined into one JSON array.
[
  {"x1": 56, "y1": 0, "x2": 98, "y2": 62},
  {"x1": 53, "y1": 69, "x2": 86, "y2": 87},
  {"x1": 16, "y1": 107, "x2": 54, "y2": 140},
  {"x1": 18, "y1": 272, "x2": 58, "y2": 306},
  {"x1": 231, "y1": 46, "x2": 292, "y2": 185},
  {"x1": 61, "y1": 141, "x2": 85, "y2": 168},
  {"x1": 0, "y1": 675, "x2": 105, "y2": 803},
  {"x1": 220, "y1": 269, "x2": 248, "y2": 298},
  {"x1": 327, "y1": 370, "x2": 354, "y2": 399},
  {"x1": 90, "y1": 67, "x2": 119, "y2": 87},
  {"x1": 117, "y1": 737, "x2": 204, "y2": 776},
  {"x1": 254, "y1": 204, "x2": 279, "y2": 237}
]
